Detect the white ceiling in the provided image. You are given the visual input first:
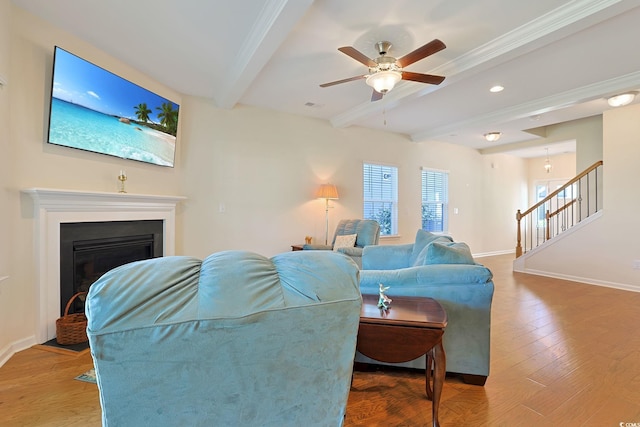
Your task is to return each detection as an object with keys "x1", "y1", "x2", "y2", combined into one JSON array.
[{"x1": 12, "y1": 0, "x2": 640, "y2": 158}]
